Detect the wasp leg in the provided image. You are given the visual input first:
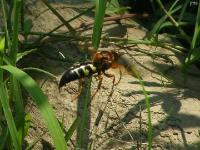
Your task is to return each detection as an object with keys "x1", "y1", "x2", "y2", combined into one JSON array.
[
  {"x1": 91, "y1": 75, "x2": 103, "y2": 99},
  {"x1": 103, "y1": 72, "x2": 115, "y2": 85},
  {"x1": 87, "y1": 75, "x2": 103, "y2": 106},
  {"x1": 114, "y1": 67, "x2": 122, "y2": 86},
  {"x1": 71, "y1": 79, "x2": 83, "y2": 101}
]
